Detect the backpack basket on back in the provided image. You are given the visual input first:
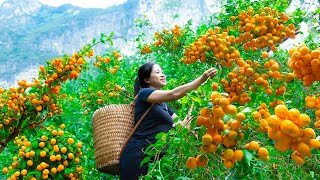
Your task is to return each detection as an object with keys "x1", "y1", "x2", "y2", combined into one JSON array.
[{"x1": 92, "y1": 104, "x2": 135, "y2": 175}]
